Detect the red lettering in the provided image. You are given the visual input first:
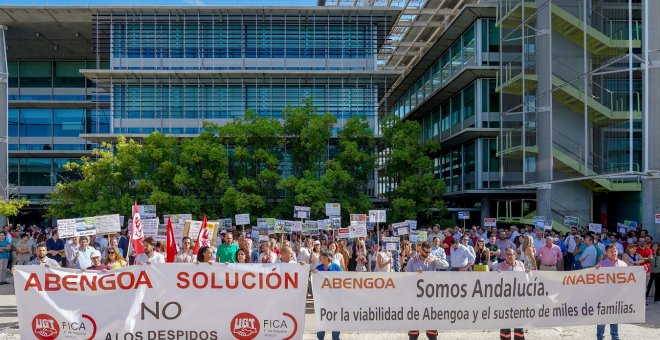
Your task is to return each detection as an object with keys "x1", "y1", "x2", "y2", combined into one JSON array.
[
  {"x1": 242, "y1": 272, "x2": 256, "y2": 289},
  {"x1": 24, "y1": 273, "x2": 43, "y2": 291},
  {"x1": 45, "y1": 273, "x2": 61, "y2": 291},
  {"x1": 176, "y1": 272, "x2": 189, "y2": 288}
]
